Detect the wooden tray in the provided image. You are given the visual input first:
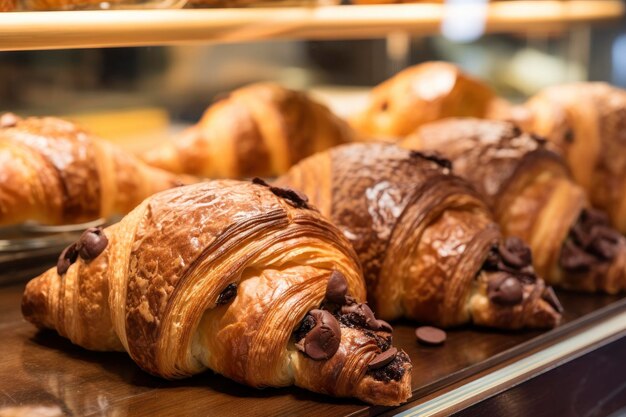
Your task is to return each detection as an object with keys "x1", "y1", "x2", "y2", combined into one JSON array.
[{"x1": 0, "y1": 274, "x2": 624, "y2": 416}]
